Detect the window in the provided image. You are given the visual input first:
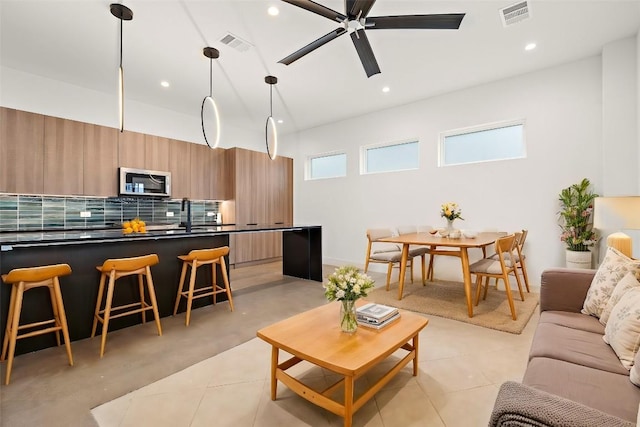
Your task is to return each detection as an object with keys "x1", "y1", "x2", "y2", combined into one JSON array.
[
  {"x1": 361, "y1": 140, "x2": 419, "y2": 174},
  {"x1": 306, "y1": 152, "x2": 347, "y2": 180},
  {"x1": 439, "y1": 119, "x2": 526, "y2": 166}
]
